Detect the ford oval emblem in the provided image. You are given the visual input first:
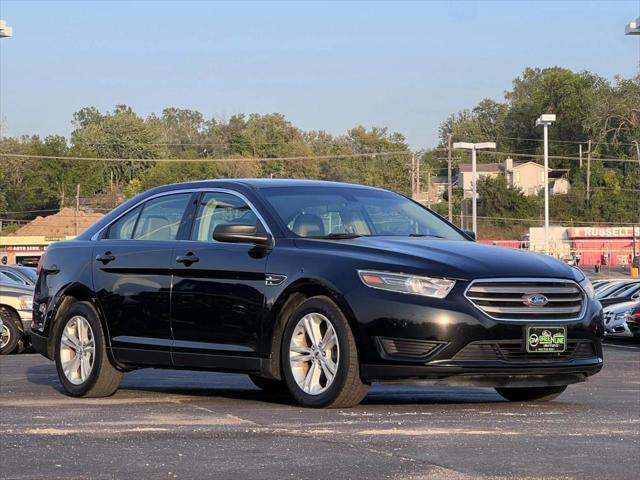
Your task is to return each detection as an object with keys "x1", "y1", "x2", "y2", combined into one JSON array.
[{"x1": 523, "y1": 293, "x2": 548, "y2": 307}]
